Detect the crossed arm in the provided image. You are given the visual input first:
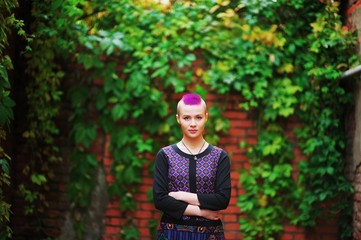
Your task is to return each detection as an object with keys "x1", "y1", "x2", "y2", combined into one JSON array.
[
  {"x1": 168, "y1": 191, "x2": 221, "y2": 220},
  {"x1": 153, "y1": 149, "x2": 231, "y2": 221}
]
